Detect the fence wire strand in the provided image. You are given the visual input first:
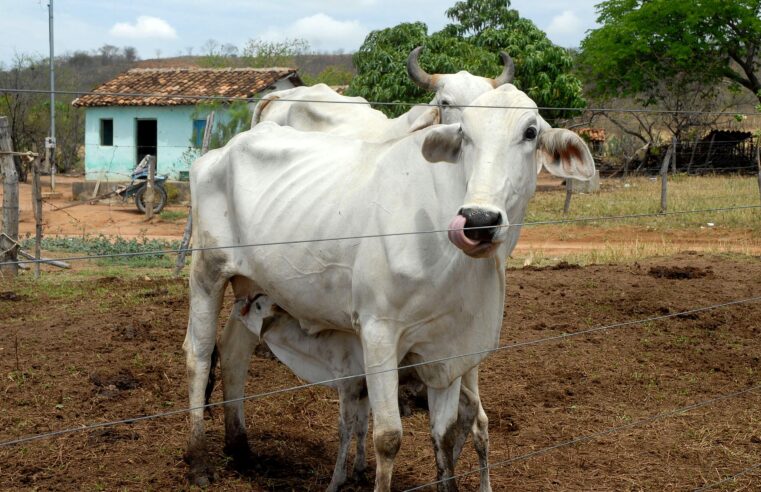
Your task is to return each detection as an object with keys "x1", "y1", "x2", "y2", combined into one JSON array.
[
  {"x1": 3, "y1": 87, "x2": 761, "y2": 116},
  {"x1": 693, "y1": 463, "x2": 761, "y2": 491},
  {"x1": 403, "y1": 384, "x2": 761, "y2": 491},
  {"x1": 1, "y1": 203, "x2": 759, "y2": 268},
  {"x1": 1, "y1": 295, "x2": 758, "y2": 449}
]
